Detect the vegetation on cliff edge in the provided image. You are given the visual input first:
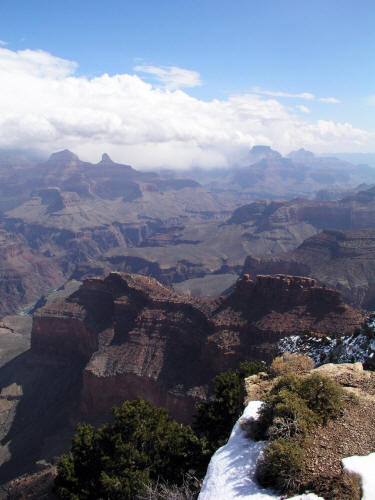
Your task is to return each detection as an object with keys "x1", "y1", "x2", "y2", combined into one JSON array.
[
  {"x1": 54, "y1": 360, "x2": 266, "y2": 499},
  {"x1": 193, "y1": 360, "x2": 265, "y2": 454},
  {"x1": 54, "y1": 399, "x2": 206, "y2": 500},
  {"x1": 255, "y1": 368, "x2": 355, "y2": 497}
]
